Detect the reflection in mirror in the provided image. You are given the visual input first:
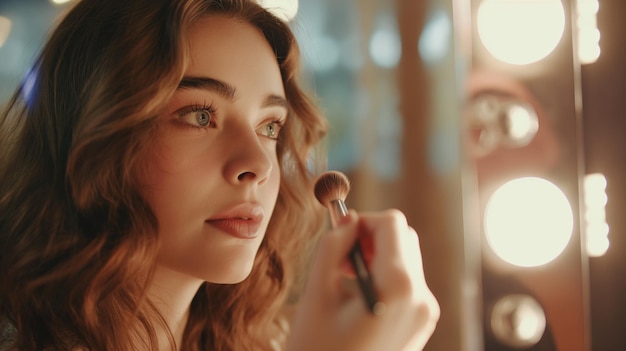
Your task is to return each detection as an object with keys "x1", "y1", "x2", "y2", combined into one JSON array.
[
  {"x1": 489, "y1": 294, "x2": 547, "y2": 349},
  {"x1": 467, "y1": 92, "x2": 539, "y2": 157},
  {"x1": 465, "y1": 0, "x2": 590, "y2": 350}
]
